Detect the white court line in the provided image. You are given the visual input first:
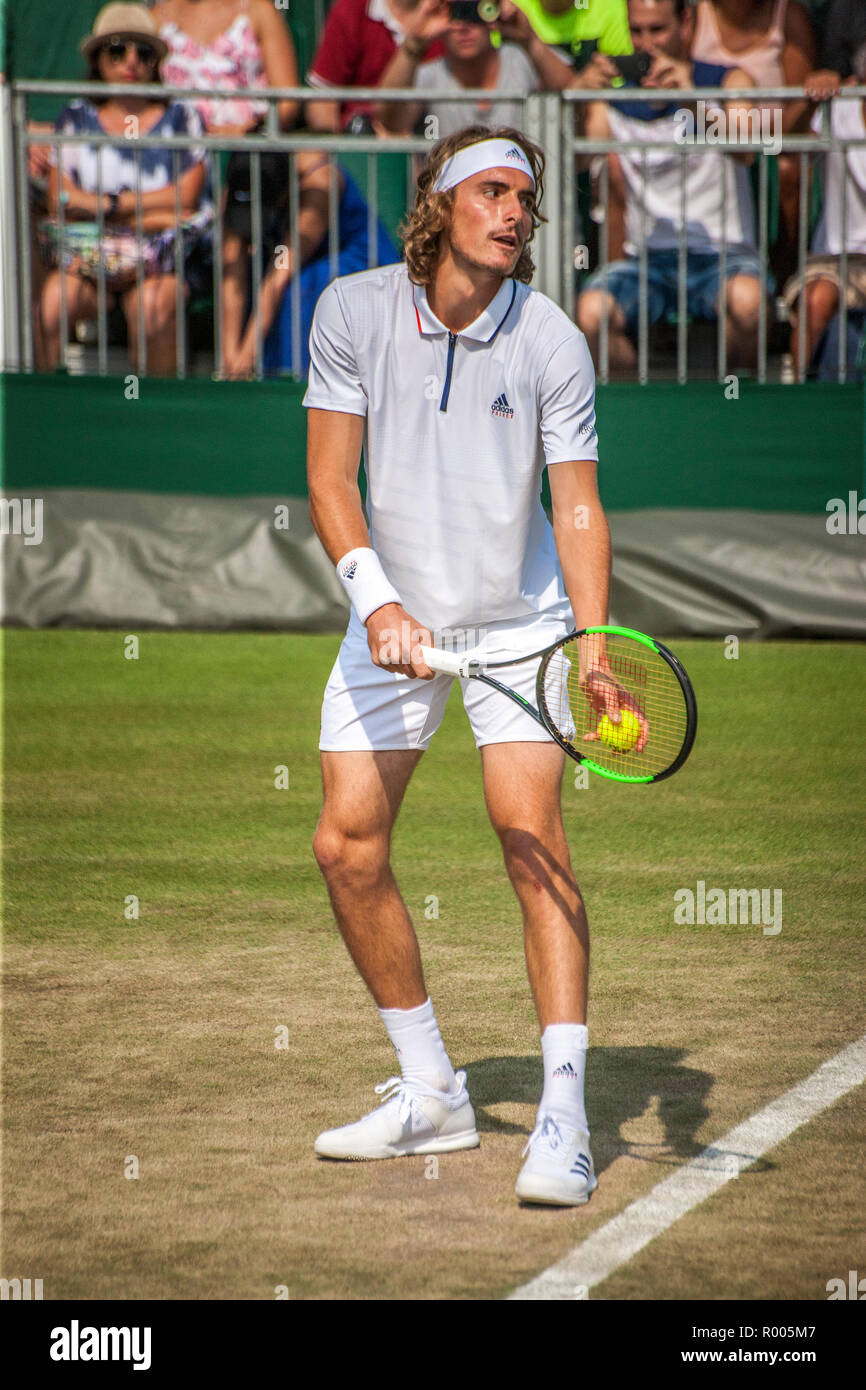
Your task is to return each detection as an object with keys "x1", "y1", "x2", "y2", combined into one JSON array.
[{"x1": 509, "y1": 1033, "x2": 866, "y2": 1301}]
